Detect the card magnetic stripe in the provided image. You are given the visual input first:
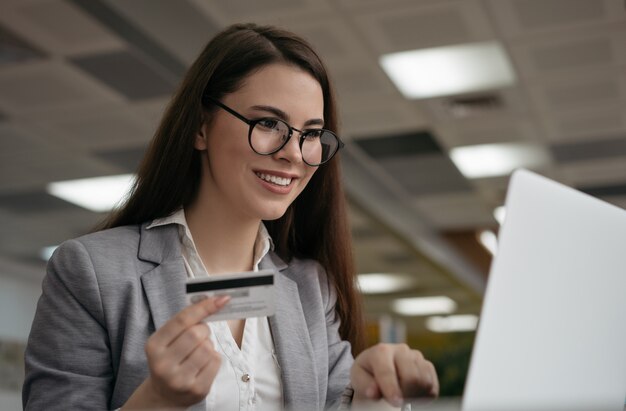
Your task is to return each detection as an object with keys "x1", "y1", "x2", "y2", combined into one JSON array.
[{"x1": 186, "y1": 275, "x2": 274, "y2": 293}]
